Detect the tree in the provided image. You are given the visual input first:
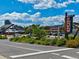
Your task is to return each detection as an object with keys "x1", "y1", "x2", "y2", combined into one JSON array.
[
  {"x1": 24, "y1": 24, "x2": 47, "y2": 39},
  {"x1": 32, "y1": 27, "x2": 47, "y2": 39}
]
